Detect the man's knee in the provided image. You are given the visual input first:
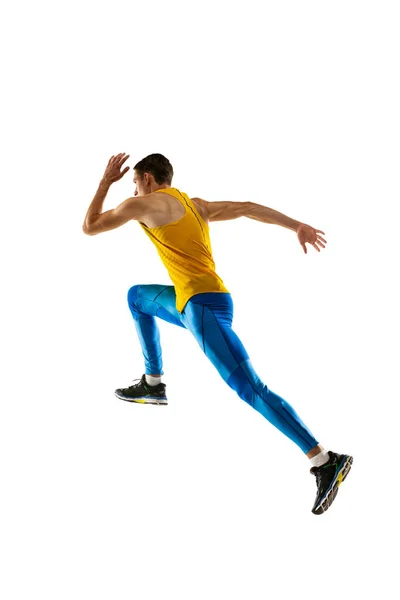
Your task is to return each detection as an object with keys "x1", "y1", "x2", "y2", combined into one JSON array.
[{"x1": 127, "y1": 284, "x2": 140, "y2": 306}]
